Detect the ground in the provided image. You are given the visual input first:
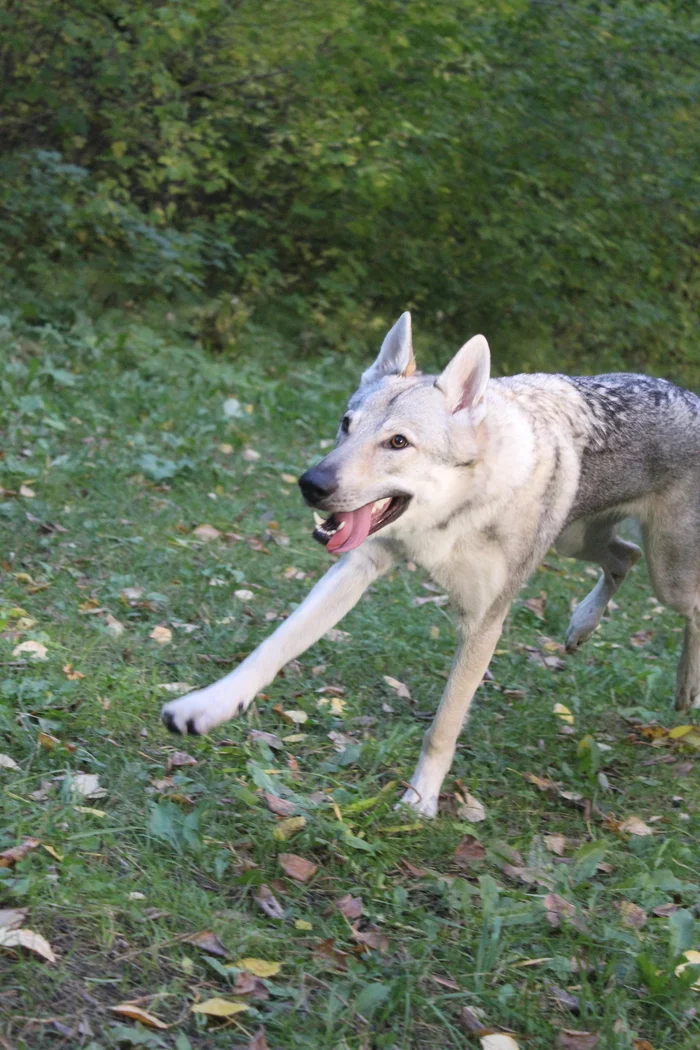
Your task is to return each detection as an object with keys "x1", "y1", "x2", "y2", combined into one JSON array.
[{"x1": 0, "y1": 315, "x2": 699, "y2": 1050}]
